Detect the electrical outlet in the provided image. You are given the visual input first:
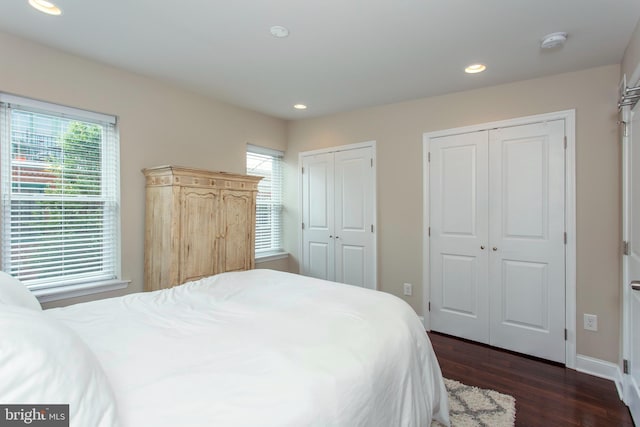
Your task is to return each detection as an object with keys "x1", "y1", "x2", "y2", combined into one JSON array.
[
  {"x1": 403, "y1": 283, "x2": 412, "y2": 296},
  {"x1": 584, "y1": 314, "x2": 598, "y2": 331}
]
